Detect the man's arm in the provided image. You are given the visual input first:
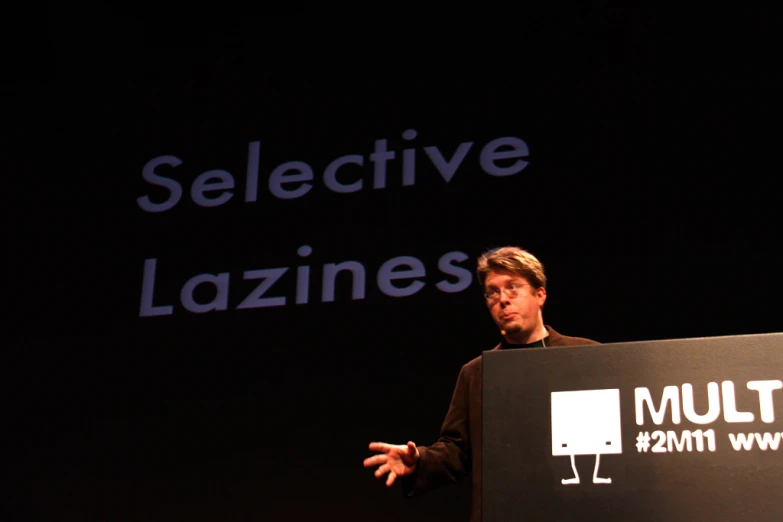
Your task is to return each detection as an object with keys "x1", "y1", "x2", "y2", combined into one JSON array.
[
  {"x1": 400, "y1": 364, "x2": 472, "y2": 496},
  {"x1": 364, "y1": 363, "x2": 473, "y2": 493}
]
